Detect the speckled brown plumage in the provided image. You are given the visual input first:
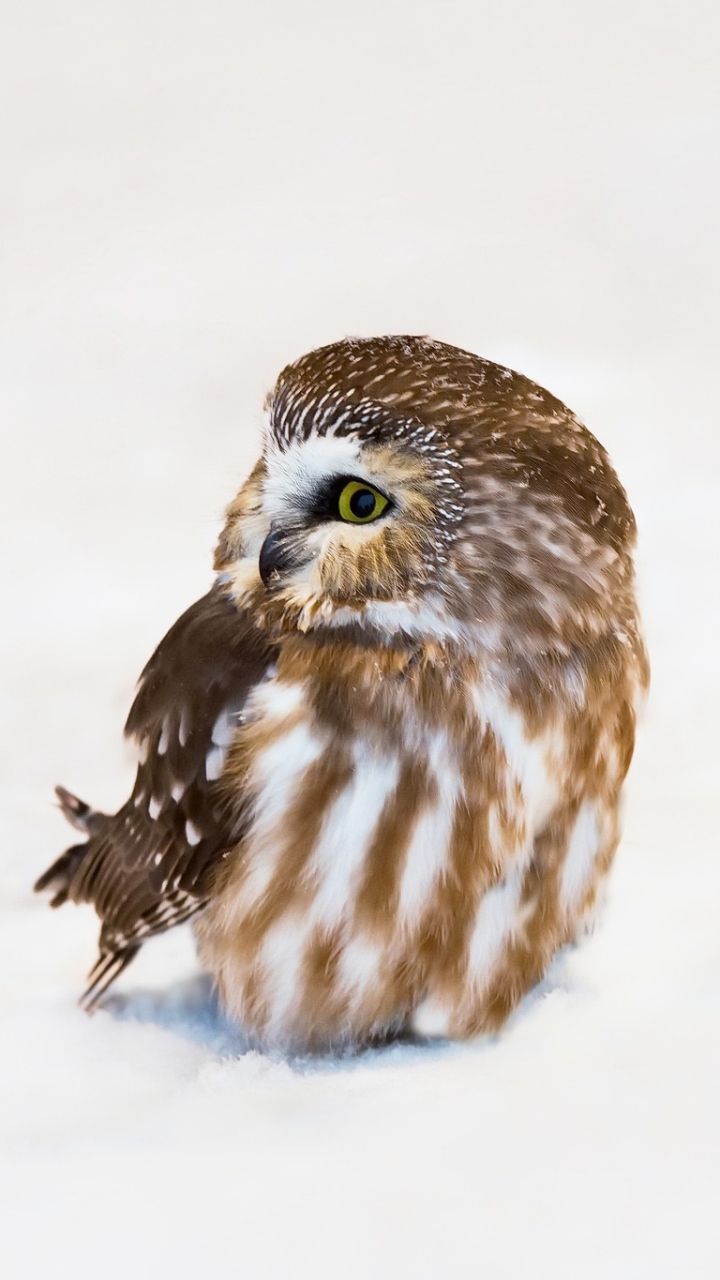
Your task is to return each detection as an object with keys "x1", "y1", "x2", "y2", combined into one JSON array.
[{"x1": 36, "y1": 336, "x2": 648, "y2": 1045}]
